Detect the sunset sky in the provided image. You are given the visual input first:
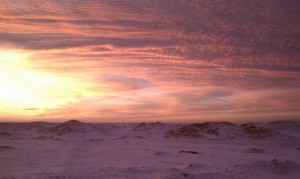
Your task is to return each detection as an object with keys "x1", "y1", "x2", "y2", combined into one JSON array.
[{"x1": 0, "y1": 0, "x2": 299, "y2": 122}]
